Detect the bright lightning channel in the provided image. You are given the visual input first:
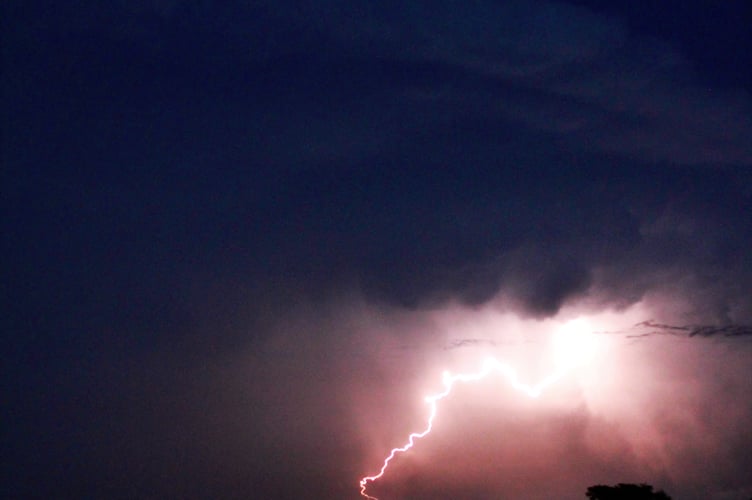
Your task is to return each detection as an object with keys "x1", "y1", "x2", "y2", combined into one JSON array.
[{"x1": 359, "y1": 322, "x2": 594, "y2": 499}]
